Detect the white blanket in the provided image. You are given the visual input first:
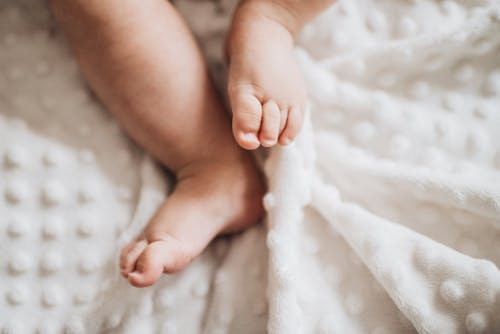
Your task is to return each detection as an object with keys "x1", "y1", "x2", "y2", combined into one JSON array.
[{"x1": 1, "y1": 0, "x2": 499, "y2": 333}]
